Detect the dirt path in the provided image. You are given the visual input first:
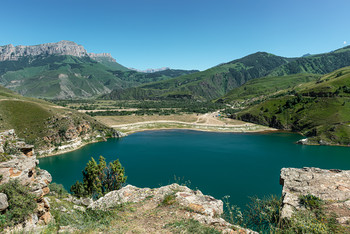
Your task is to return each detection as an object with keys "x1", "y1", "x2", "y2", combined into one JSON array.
[
  {"x1": 110, "y1": 112, "x2": 250, "y2": 128},
  {"x1": 107, "y1": 111, "x2": 276, "y2": 134}
]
